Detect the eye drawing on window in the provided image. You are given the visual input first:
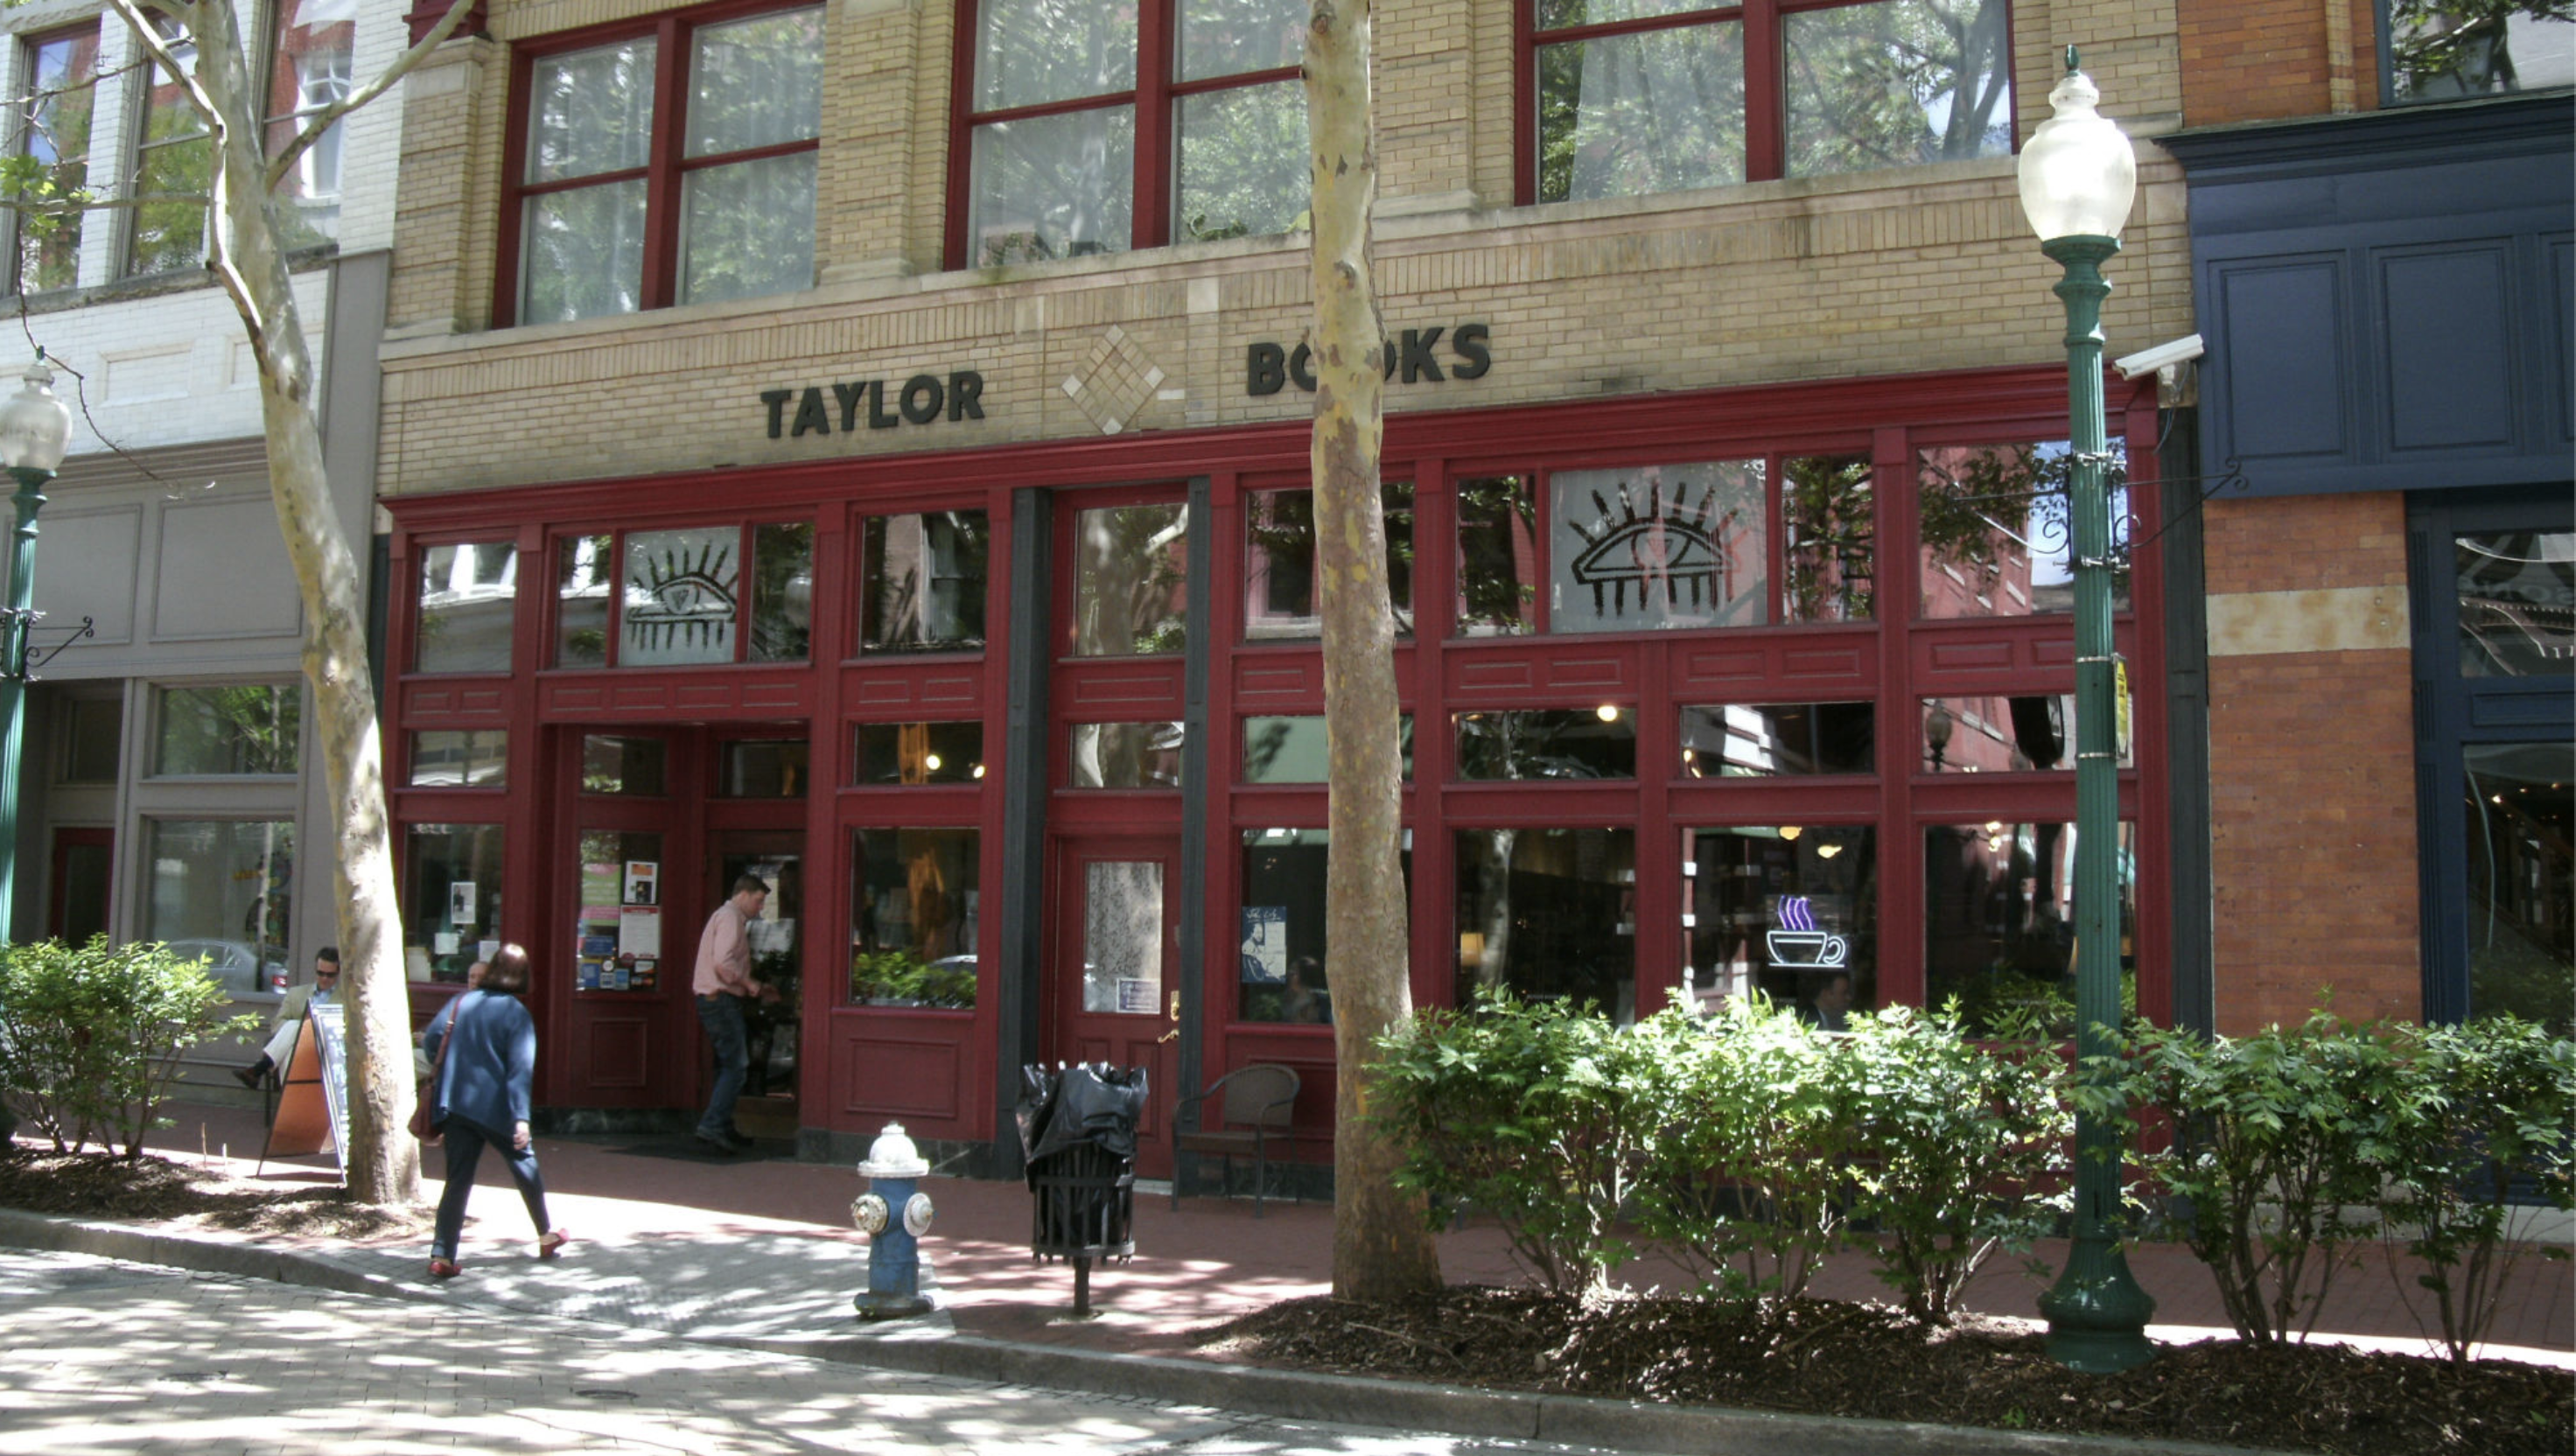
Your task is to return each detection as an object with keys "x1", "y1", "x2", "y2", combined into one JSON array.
[
  {"x1": 624, "y1": 534, "x2": 738, "y2": 654},
  {"x1": 1564, "y1": 477, "x2": 1743, "y2": 619},
  {"x1": 1550, "y1": 460, "x2": 1767, "y2": 632}
]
